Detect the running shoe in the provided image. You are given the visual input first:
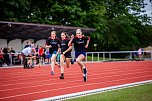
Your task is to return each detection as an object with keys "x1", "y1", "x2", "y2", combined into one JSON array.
[
  {"x1": 51, "y1": 71, "x2": 54, "y2": 75},
  {"x1": 60, "y1": 73, "x2": 64, "y2": 79},
  {"x1": 60, "y1": 75, "x2": 64, "y2": 79},
  {"x1": 70, "y1": 59, "x2": 74, "y2": 64},
  {"x1": 83, "y1": 68, "x2": 87, "y2": 82}
]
